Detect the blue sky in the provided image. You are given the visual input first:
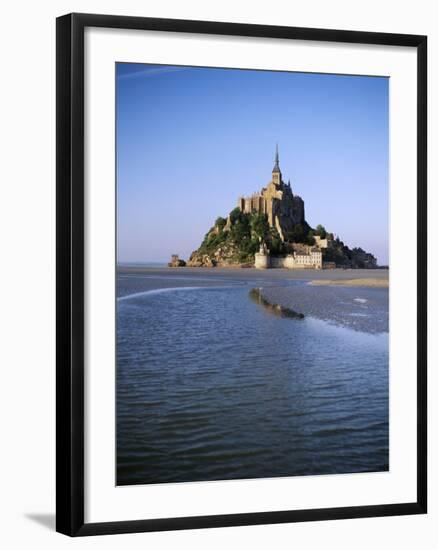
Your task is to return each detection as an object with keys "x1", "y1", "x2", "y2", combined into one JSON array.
[{"x1": 116, "y1": 63, "x2": 389, "y2": 265}]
